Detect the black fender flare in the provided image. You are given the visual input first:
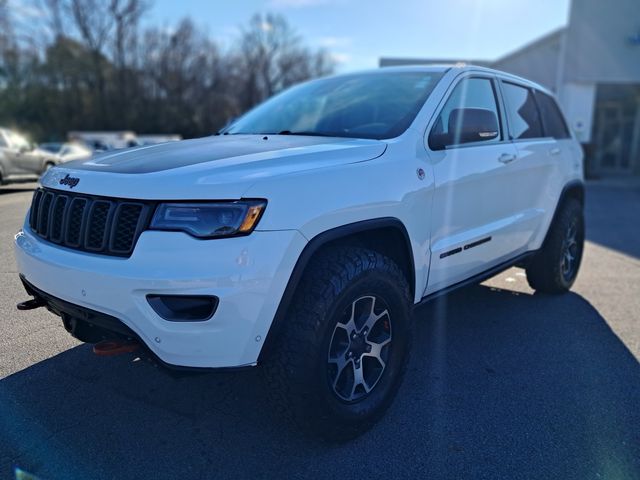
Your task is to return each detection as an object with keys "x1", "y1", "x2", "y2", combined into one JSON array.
[
  {"x1": 258, "y1": 217, "x2": 415, "y2": 363},
  {"x1": 545, "y1": 179, "x2": 585, "y2": 241}
]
